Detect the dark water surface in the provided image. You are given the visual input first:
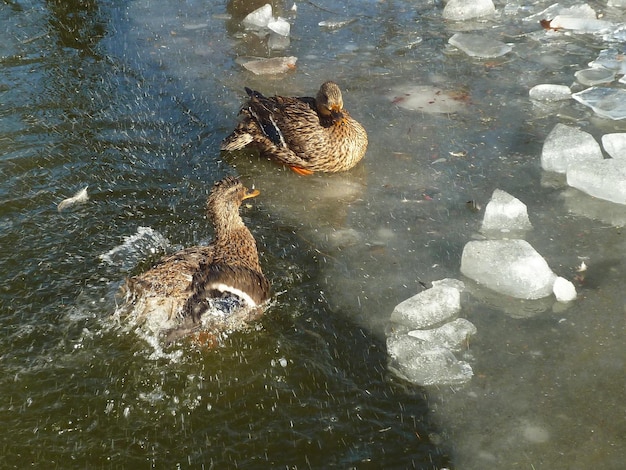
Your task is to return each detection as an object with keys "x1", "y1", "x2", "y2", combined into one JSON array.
[{"x1": 1, "y1": 0, "x2": 624, "y2": 468}]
